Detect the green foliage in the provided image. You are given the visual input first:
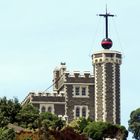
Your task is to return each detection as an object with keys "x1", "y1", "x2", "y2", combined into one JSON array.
[
  {"x1": 69, "y1": 117, "x2": 92, "y2": 133},
  {"x1": 16, "y1": 103, "x2": 39, "y2": 129},
  {"x1": 0, "y1": 96, "x2": 128, "y2": 140},
  {"x1": 39, "y1": 112, "x2": 65, "y2": 130},
  {"x1": 84, "y1": 121, "x2": 128, "y2": 140},
  {"x1": 128, "y1": 108, "x2": 140, "y2": 140},
  {"x1": 0, "y1": 127, "x2": 16, "y2": 140},
  {"x1": 38, "y1": 112, "x2": 65, "y2": 140},
  {"x1": 0, "y1": 97, "x2": 21, "y2": 127}
]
